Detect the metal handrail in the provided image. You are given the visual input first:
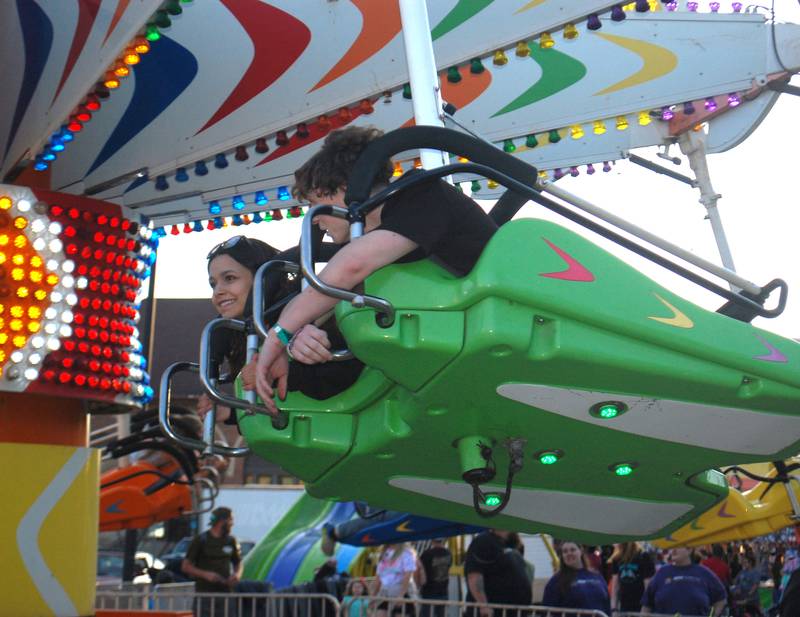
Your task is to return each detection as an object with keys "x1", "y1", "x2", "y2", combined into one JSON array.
[
  {"x1": 199, "y1": 317, "x2": 289, "y2": 430},
  {"x1": 301, "y1": 204, "x2": 396, "y2": 327},
  {"x1": 158, "y1": 361, "x2": 249, "y2": 456},
  {"x1": 253, "y1": 259, "x2": 354, "y2": 362}
]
